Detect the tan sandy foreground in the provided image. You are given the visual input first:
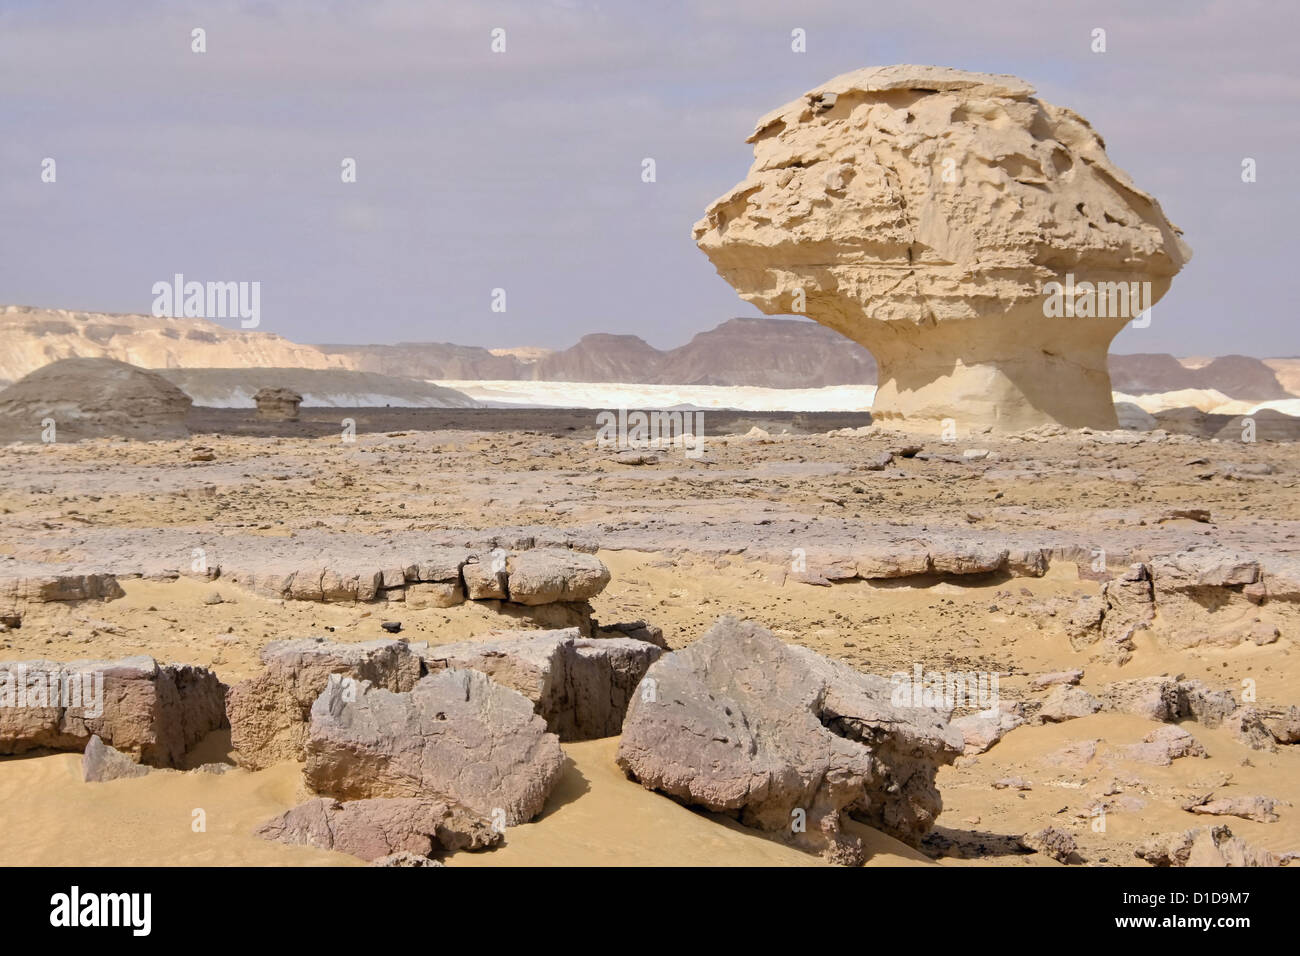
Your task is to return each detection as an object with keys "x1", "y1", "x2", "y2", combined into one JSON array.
[{"x1": 0, "y1": 421, "x2": 1297, "y2": 866}]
